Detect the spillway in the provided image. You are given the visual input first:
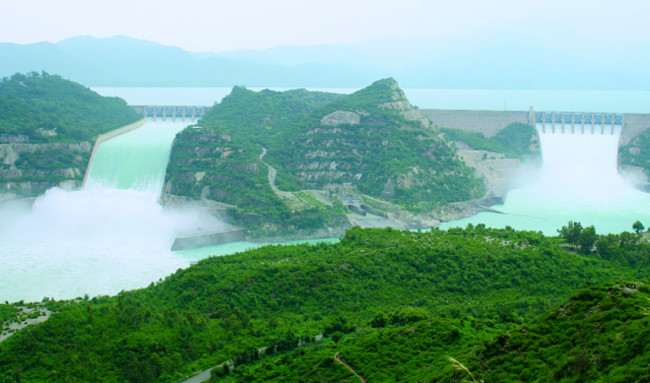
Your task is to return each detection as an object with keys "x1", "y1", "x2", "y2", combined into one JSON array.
[
  {"x1": 0, "y1": 119, "x2": 202, "y2": 303},
  {"x1": 441, "y1": 124, "x2": 650, "y2": 234},
  {"x1": 85, "y1": 119, "x2": 186, "y2": 194}
]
